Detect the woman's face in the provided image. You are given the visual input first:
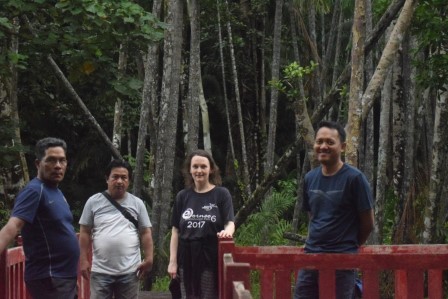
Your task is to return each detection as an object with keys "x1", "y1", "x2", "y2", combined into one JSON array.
[{"x1": 190, "y1": 155, "x2": 212, "y2": 185}]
